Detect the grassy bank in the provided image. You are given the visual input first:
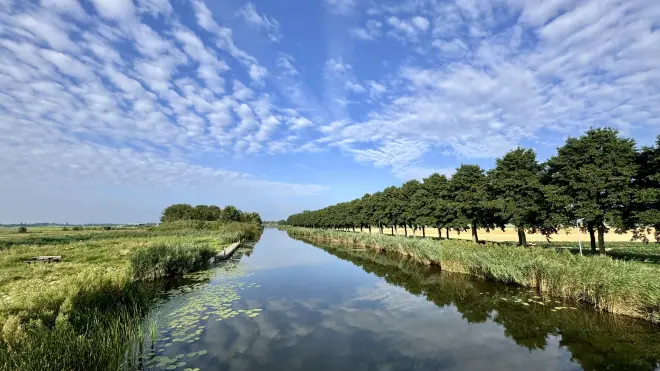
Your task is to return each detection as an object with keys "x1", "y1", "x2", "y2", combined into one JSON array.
[
  {"x1": 311, "y1": 241, "x2": 660, "y2": 370},
  {"x1": 283, "y1": 227, "x2": 660, "y2": 323},
  {"x1": 0, "y1": 222, "x2": 262, "y2": 370}
]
